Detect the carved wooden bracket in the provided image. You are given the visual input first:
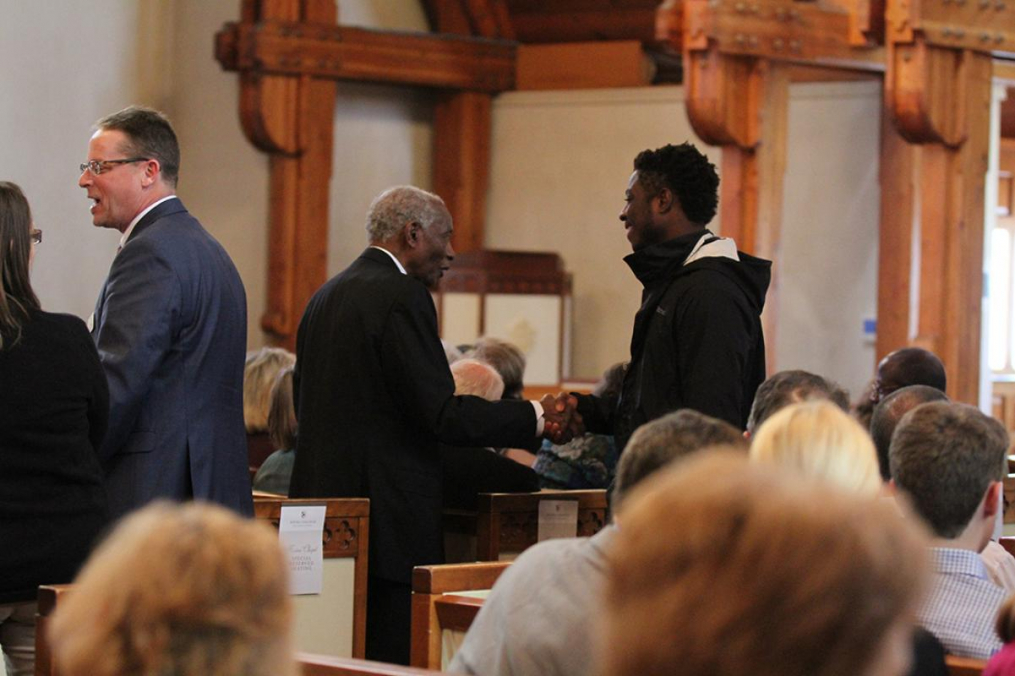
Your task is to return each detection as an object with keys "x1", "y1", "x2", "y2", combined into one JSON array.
[
  {"x1": 885, "y1": 0, "x2": 1012, "y2": 145},
  {"x1": 216, "y1": 0, "x2": 518, "y2": 347}
]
